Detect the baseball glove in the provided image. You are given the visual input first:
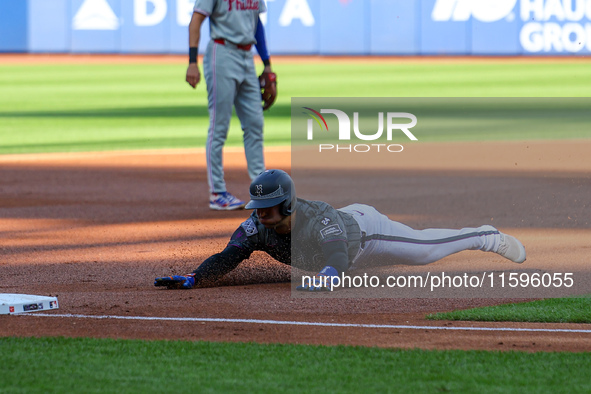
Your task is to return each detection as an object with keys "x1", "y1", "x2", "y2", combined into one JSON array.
[{"x1": 259, "y1": 71, "x2": 277, "y2": 111}]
